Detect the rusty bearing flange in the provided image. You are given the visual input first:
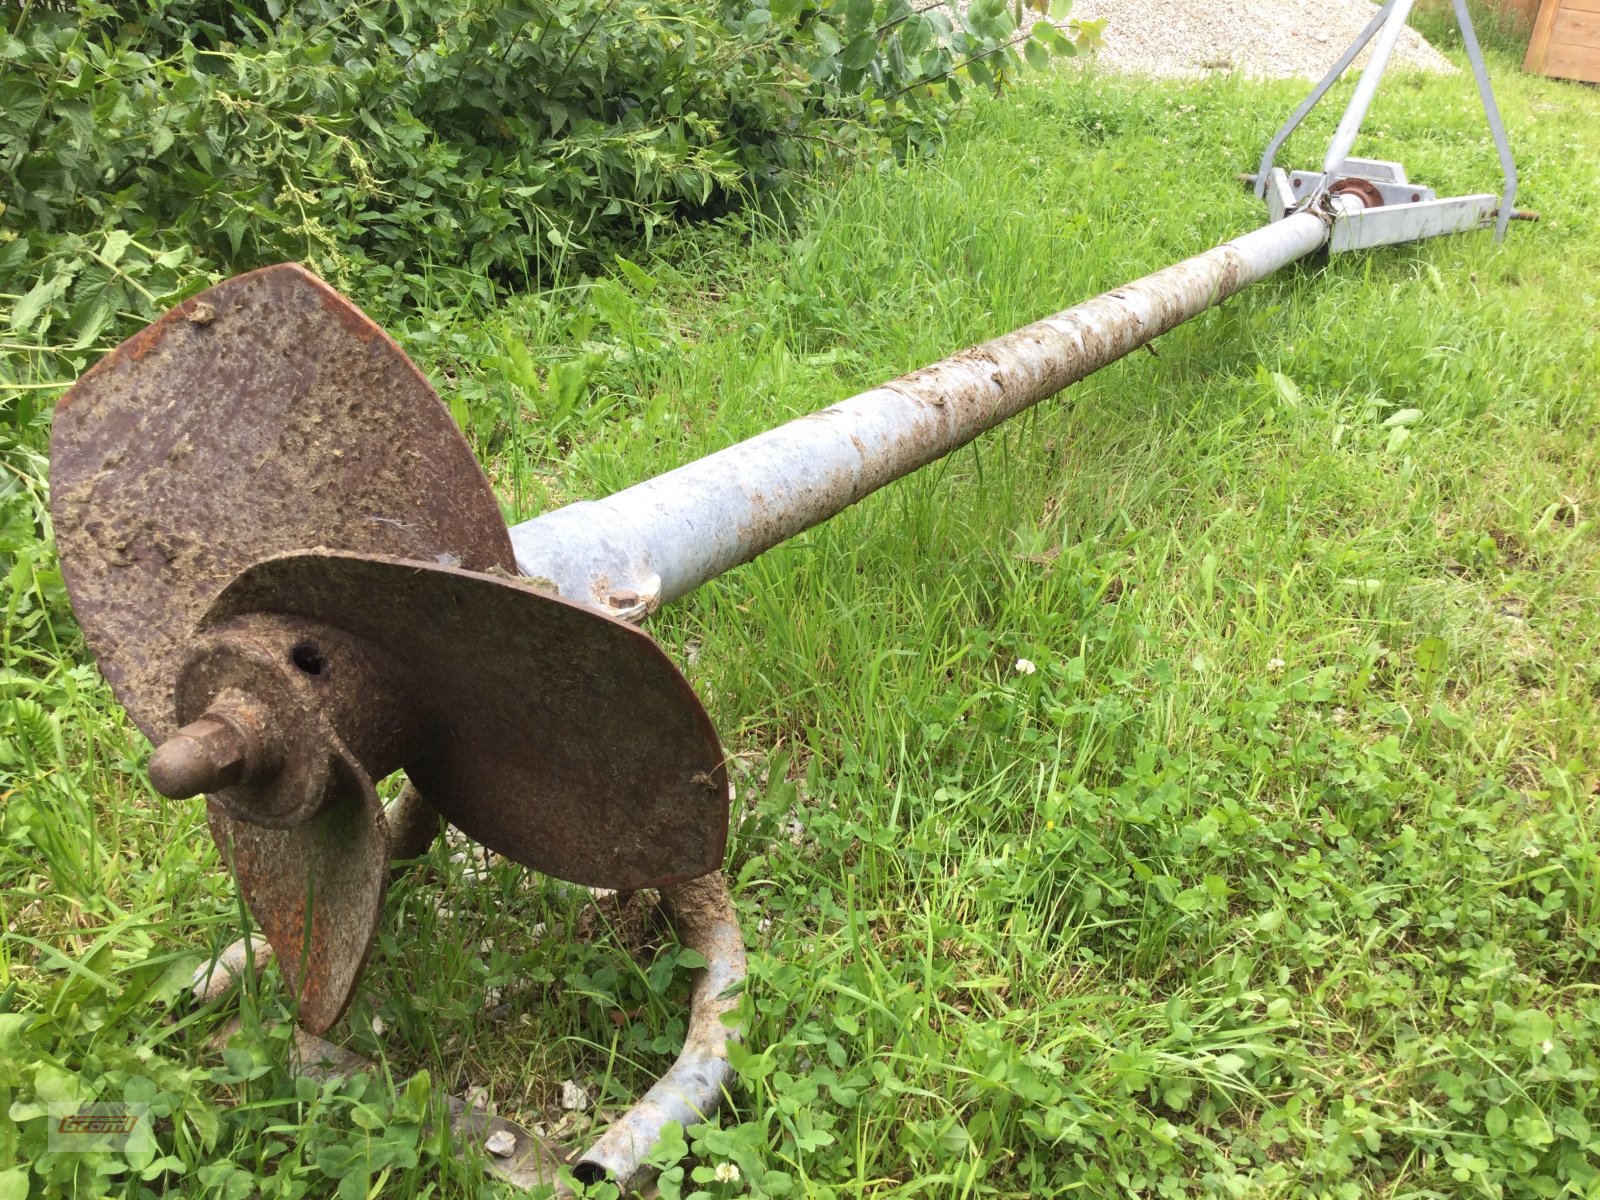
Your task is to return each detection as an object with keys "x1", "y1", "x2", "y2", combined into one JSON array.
[
  {"x1": 1328, "y1": 176, "x2": 1387, "y2": 210},
  {"x1": 157, "y1": 616, "x2": 413, "y2": 828}
]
